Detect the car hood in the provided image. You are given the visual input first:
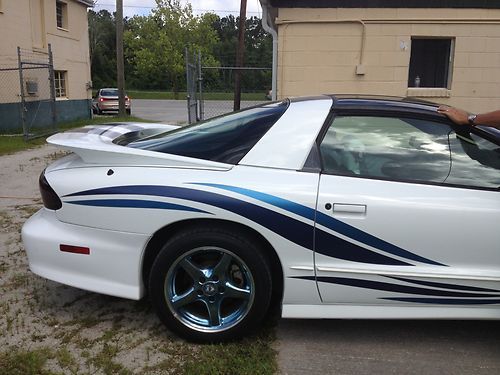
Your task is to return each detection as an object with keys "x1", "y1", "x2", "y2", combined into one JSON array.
[{"x1": 46, "y1": 123, "x2": 233, "y2": 171}]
